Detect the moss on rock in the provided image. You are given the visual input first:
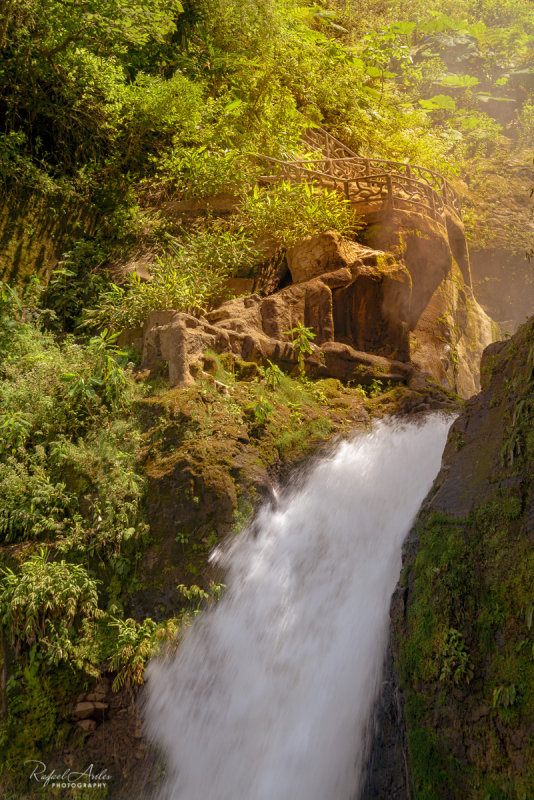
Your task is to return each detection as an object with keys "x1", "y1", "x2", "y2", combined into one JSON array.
[{"x1": 393, "y1": 316, "x2": 534, "y2": 799}]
